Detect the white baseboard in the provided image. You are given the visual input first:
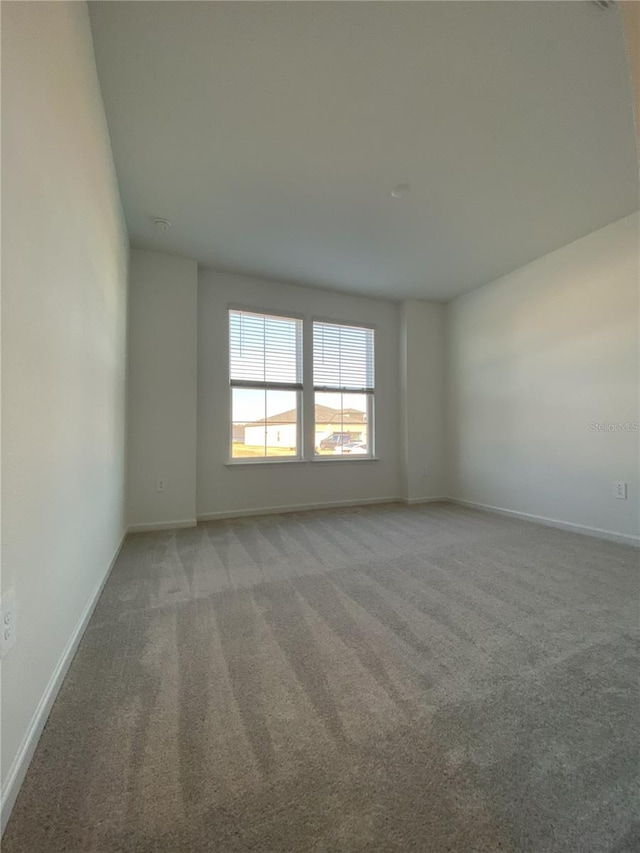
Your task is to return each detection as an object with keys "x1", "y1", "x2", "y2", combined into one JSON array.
[
  {"x1": 449, "y1": 498, "x2": 640, "y2": 547},
  {"x1": 0, "y1": 531, "x2": 128, "y2": 835},
  {"x1": 127, "y1": 518, "x2": 197, "y2": 533},
  {"x1": 401, "y1": 496, "x2": 449, "y2": 506},
  {"x1": 197, "y1": 496, "x2": 401, "y2": 522}
]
